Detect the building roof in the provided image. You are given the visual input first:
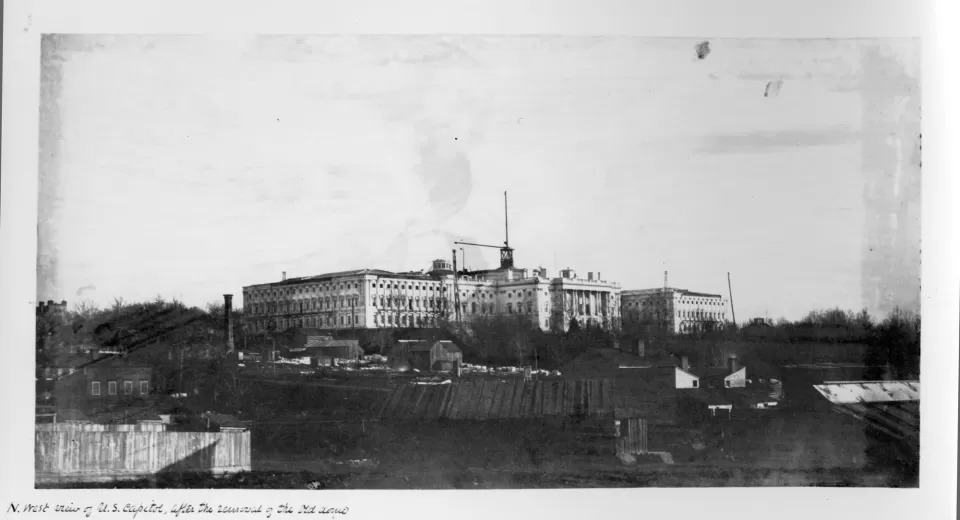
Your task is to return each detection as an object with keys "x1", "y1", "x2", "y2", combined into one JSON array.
[
  {"x1": 813, "y1": 381, "x2": 920, "y2": 405},
  {"x1": 675, "y1": 290, "x2": 723, "y2": 298},
  {"x1": 813, "y1": 381, "x2": 920, "y2": 449},
  {"x1": 687, "y1": 366, "x2": 736, "y2": 379},
  {"x1": 398, "y1": 340, "x2": 462, "y2": 353},
  {"x1": 49, "y1": 352, "x2": 152, "y2": 371},
  {"x1": 784, "y1": 363, "x2": 872, "y2": 369},
  {"x1": 248, "y1": 269, "x2": 397, "y2": 288},
  {"x1": 85, "y1": 406, "x2": 163, "y2": 424},
  {"x1": 54, "y1": 408, "x2": 91, "y2": 422},
  {"x1": 379, "y1": 378, "x2": 614, "y2": 421},
  {"x1": 202, "y1": 412, "x2": 251, "y2": 429},
  {"x1": 436, "y1": 341, "x2": 462, "y2": 353},
  {"x1": 304, "y1": 338, "x2": 359, "y2": 349},
  {"x1": 621, "y1": 288, "x2": 722, "y2": 298}
]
